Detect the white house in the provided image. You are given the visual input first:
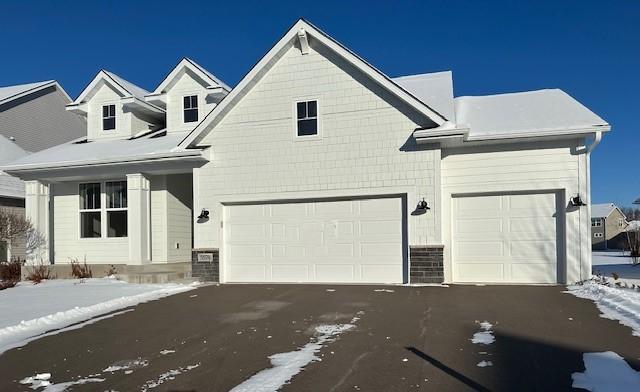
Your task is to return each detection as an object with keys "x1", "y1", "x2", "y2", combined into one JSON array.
[{"x1": 3, "y1": 19, "x2": 610, "y2": 285}]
